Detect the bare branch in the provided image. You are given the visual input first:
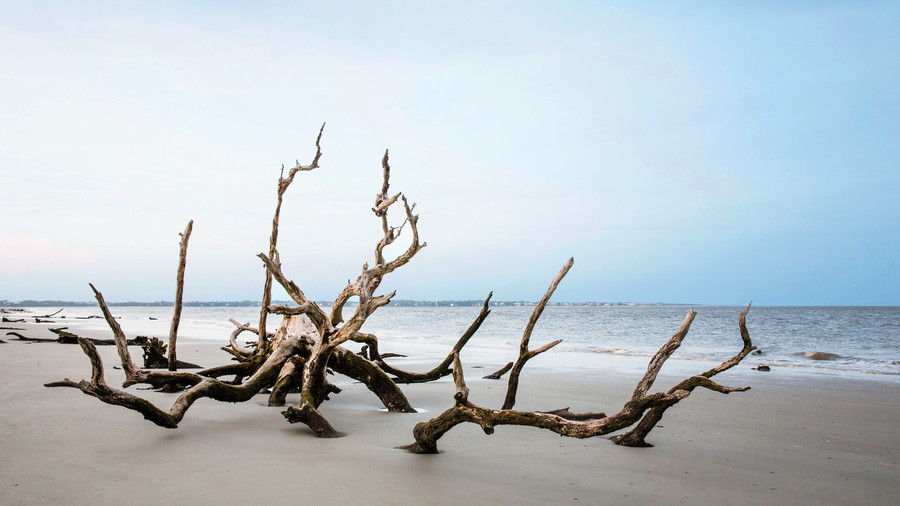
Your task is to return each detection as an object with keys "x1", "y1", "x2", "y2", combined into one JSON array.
[
  {"x1": 258, "y1": 124, "x2": 325, "y2": 349},
  {"x1": 502, "y1": 258, "x2": 573, "y2": 410},
  {"x1": 89, "y1": 283, "x2": 137, "y2": 377},
  {"x1": 257, "y1": 252, "x2": 329, "y2": 331},
  {"x1": 359, "y1": 293, "x2": 493, "y2": 384},
  {"x1": 168, "y1": 219, "x2": 193, "y2": 371},
  {"x1": 630, "y1": 310, "x2": 697, "y2": 401},
  {"x1": 699, "y1": 302, "x2": 756, "y2": 378},
  {"x1": 451, "y1": 352, "x2": 469, "y2": 404},
  {"x1": 47, "y1": 334, "x2": 307, "y2": 428},
  {"x1": 226, "y1": 320, "x2": 254, "y2": 357},
  {"x1": 483, "y1": 362, "x2": 513, "y2": 380}
]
